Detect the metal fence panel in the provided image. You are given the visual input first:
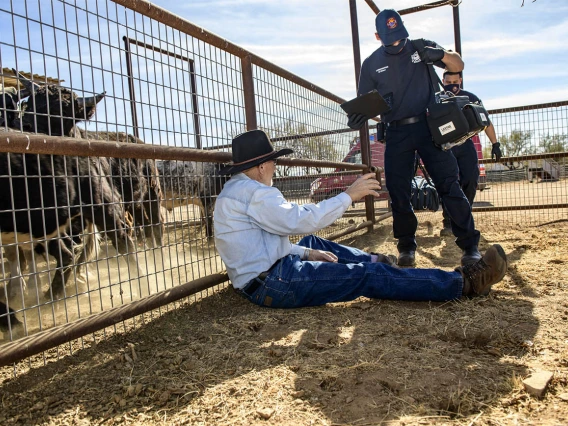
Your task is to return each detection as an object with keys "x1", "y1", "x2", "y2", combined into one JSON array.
[{"x1": 0, "y1": 0, "x2": 365, "y2": 367}]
